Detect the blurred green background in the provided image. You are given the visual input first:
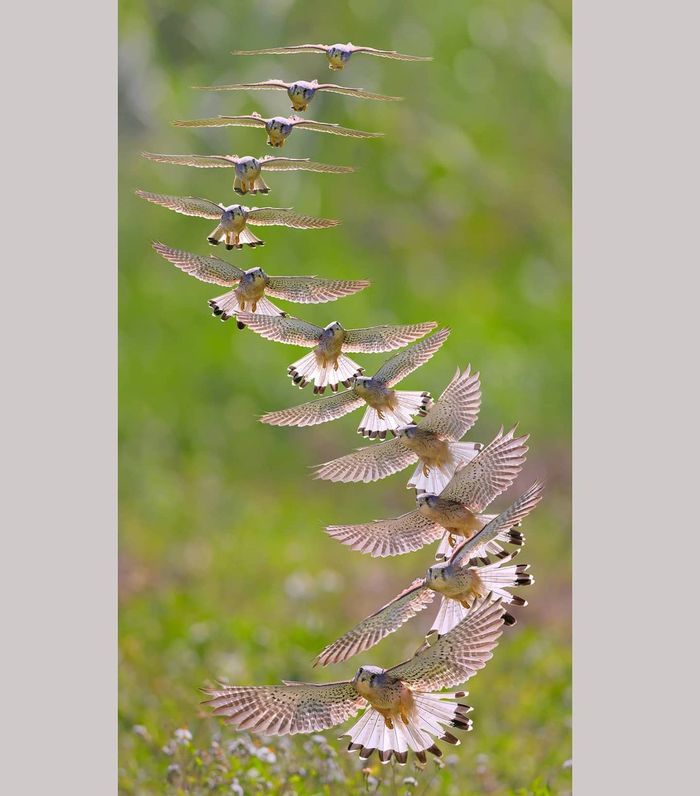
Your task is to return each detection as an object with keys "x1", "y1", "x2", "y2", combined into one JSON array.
[{"x1": 119, "y1": 1, "x2": 571, "y2": 793}]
